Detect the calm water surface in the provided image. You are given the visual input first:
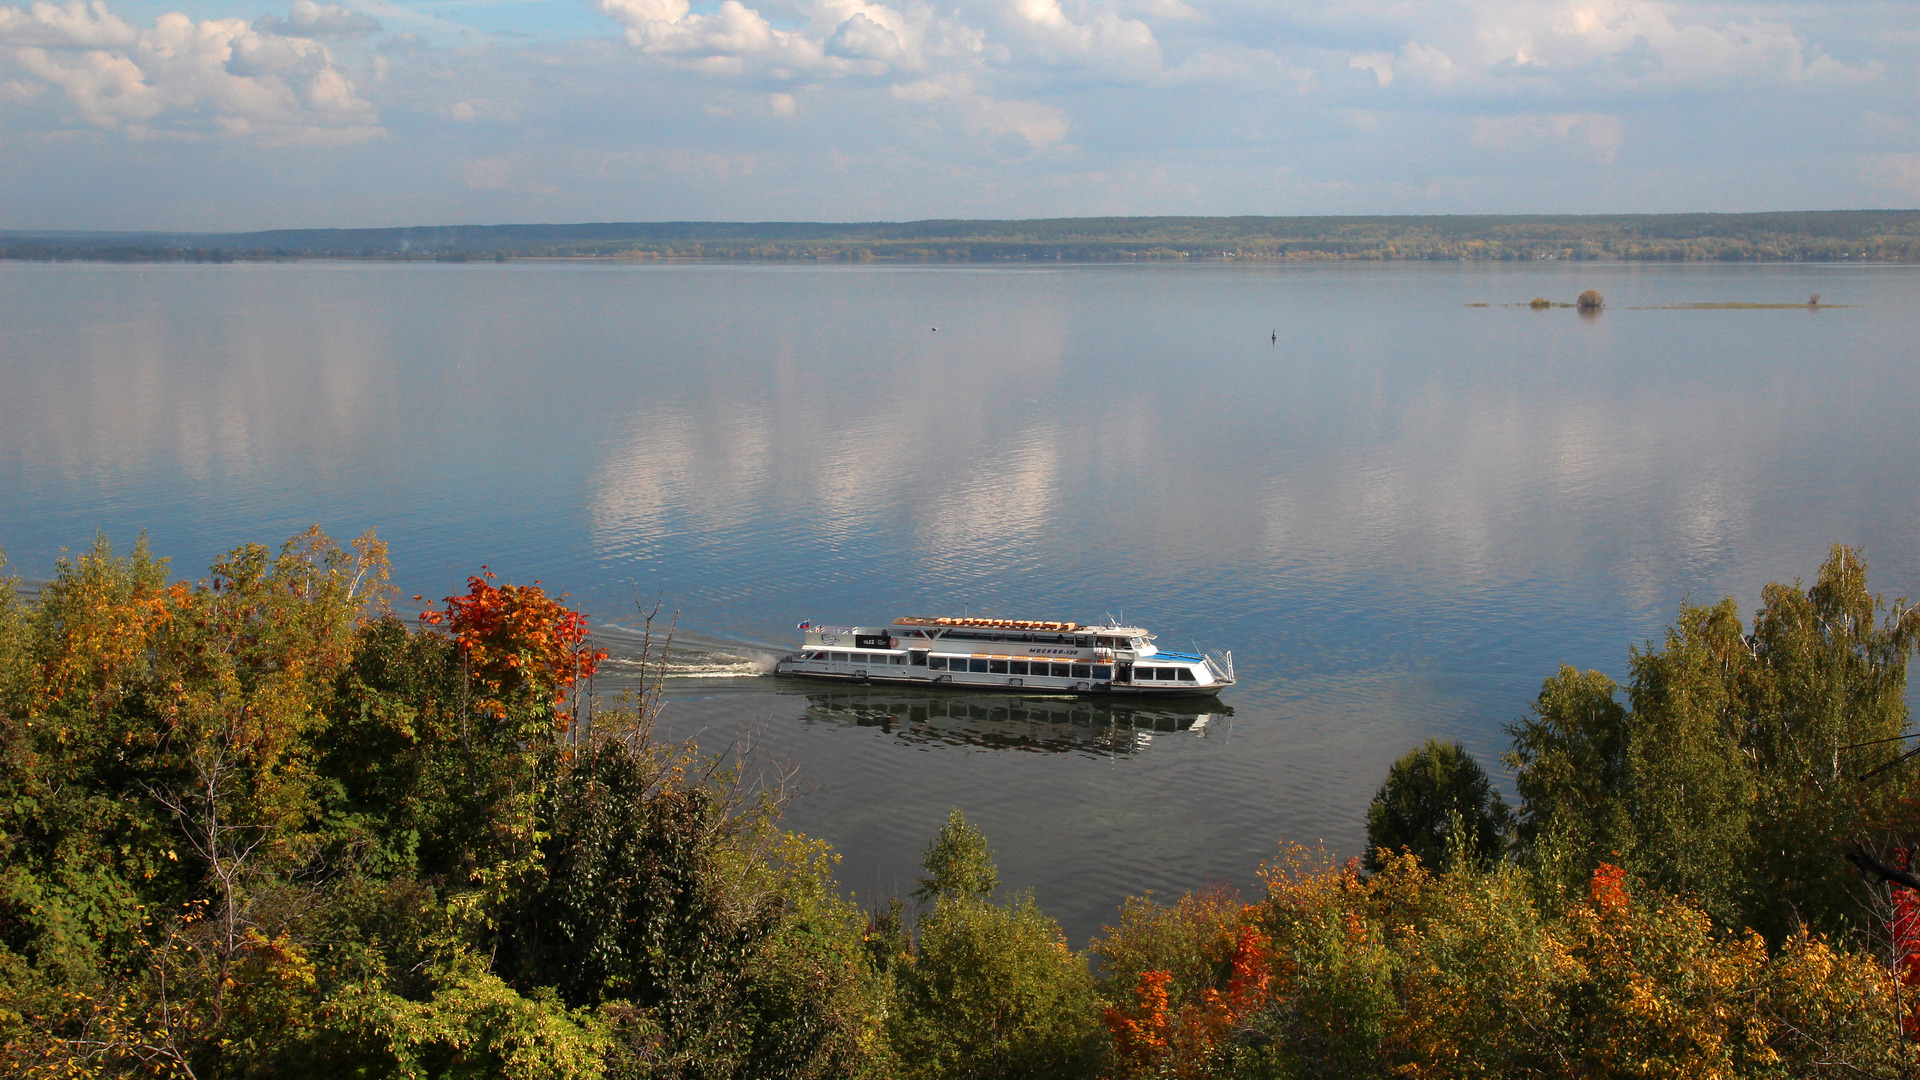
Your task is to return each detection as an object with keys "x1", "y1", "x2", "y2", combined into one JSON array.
[{"x1": 3, "y1": 259, "x2": 1917, "y2": 943}]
